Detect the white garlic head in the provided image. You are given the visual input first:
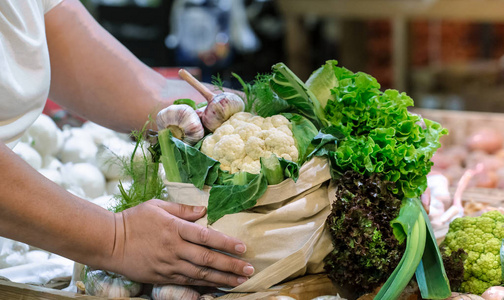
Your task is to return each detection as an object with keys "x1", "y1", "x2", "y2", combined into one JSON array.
[
  {"x1": 202, "y1": 92, "x2": 245, "y2": 132},
  {"x1": 156, "y1": 104, "x2": 205, "y2": 146},
  {"x1": 83, "y1": 269, "x2": 142, "y2": 298},
  {"x1": 151, "y1": 284, "x2": 200, "y2": 300}
]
